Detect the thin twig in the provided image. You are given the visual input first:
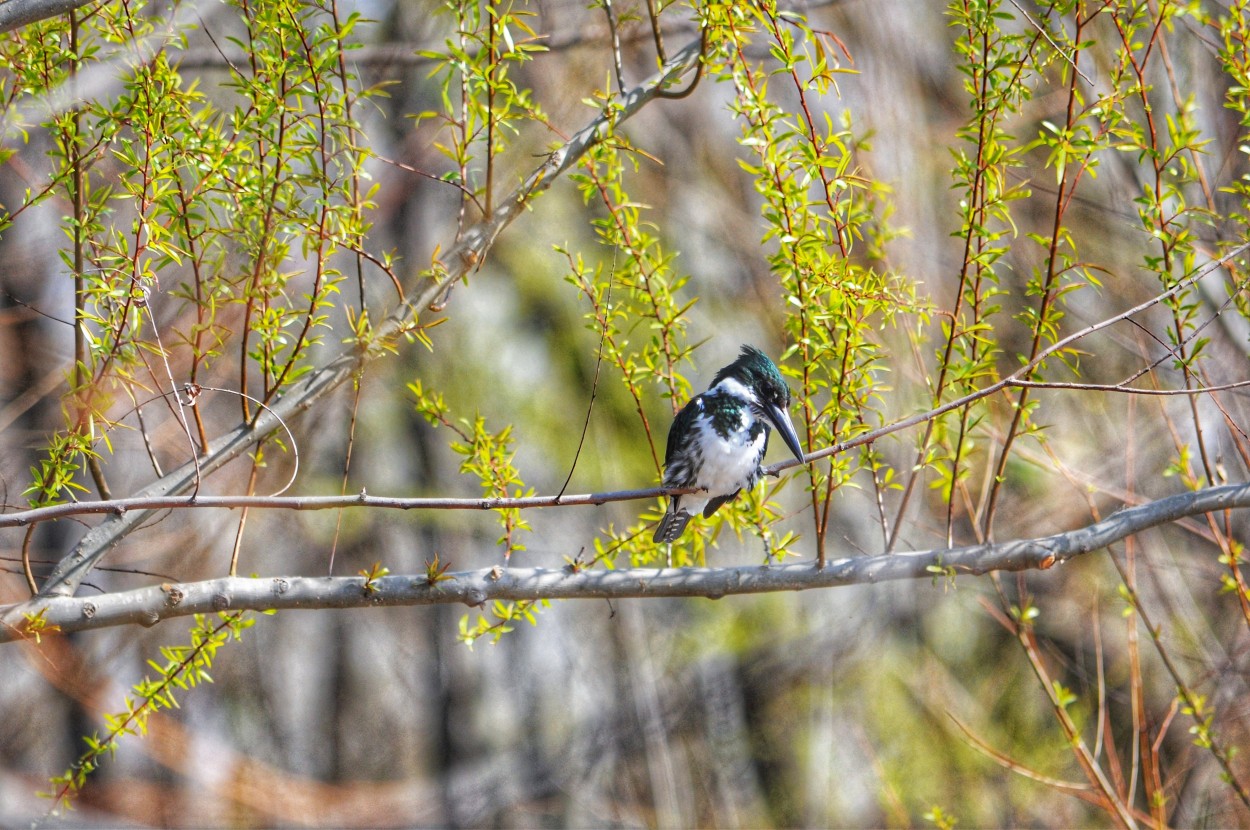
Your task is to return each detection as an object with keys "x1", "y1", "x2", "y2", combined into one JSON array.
[
  {"x1": 328, "y1": 373, "x2": 365, "y2": 576},
  {"x1": 0, "y1": 485, "x2": 700, "y2": 528},
  {"x1": 1006, "y1": 378, "x2": 1250, "y2": 395},
  {"x1": 645, "y1": 0, "x2": 666, "y2": 62},
  {"x1": 21, "y1": 525, "x2": 37, "y2": 596},
  {"x1": 1006, "y1": 0, "x2": 1094, "y2": 85},
  {"x1": 602, "y1": 0, "x2": 627, "y2": 93},
  {"x1": 143, "y1": 302, "x2": 204, "y2": 495},
  {"x1": 557, "y1": 248, "x2": 616, "y2": 499}
]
